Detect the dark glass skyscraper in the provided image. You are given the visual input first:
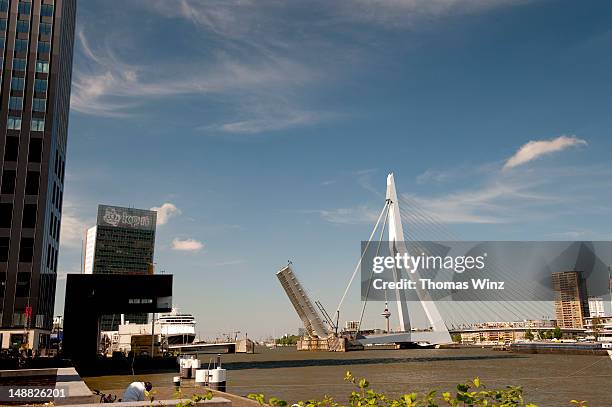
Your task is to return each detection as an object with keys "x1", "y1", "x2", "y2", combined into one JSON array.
[
  {"x1": 0, "y1": 0, "x2": 76, "y2": 351},
  {"x1": 84, "y1": 205, "x2": 157, "y2": 331}
]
